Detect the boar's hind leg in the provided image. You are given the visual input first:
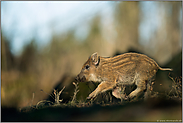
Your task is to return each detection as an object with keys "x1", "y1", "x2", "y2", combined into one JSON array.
[
  {"x1": 128, "y1": 79, "x2": 146, "y2": 100},
  {"x1": 87, "y1": 81, "x2": 116, "y2": 100},
  {"x1": 112, "y1": 86, "x2": 127, "y2": 100}
]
